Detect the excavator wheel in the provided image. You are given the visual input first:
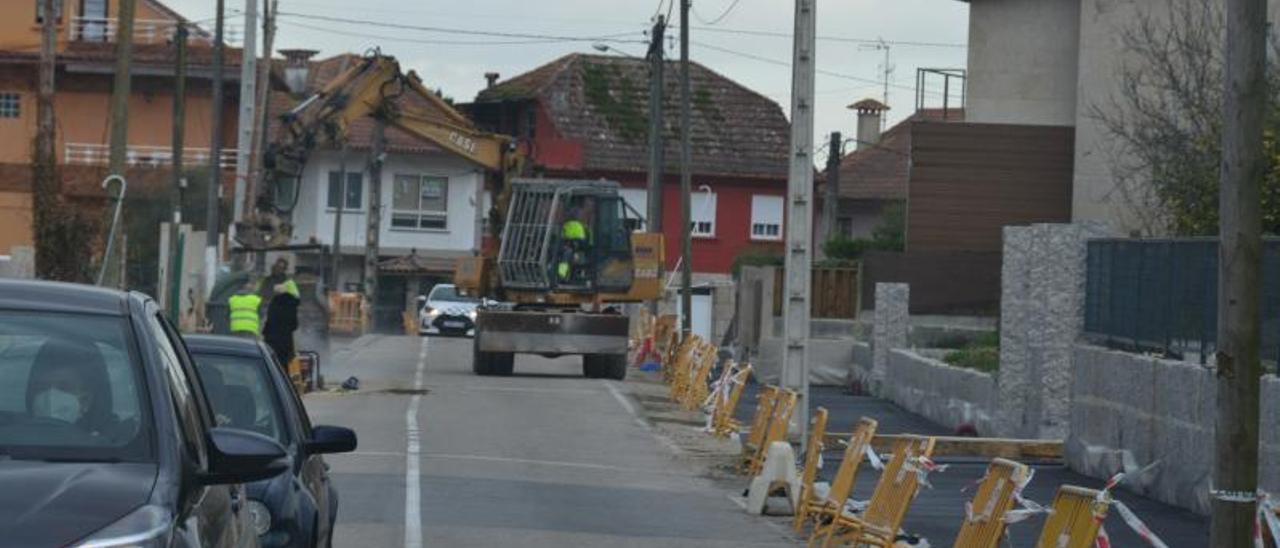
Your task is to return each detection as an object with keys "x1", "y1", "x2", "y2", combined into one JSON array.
[{"x1": 583, "y1": 353, "x2": 626, "y2": 381}]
